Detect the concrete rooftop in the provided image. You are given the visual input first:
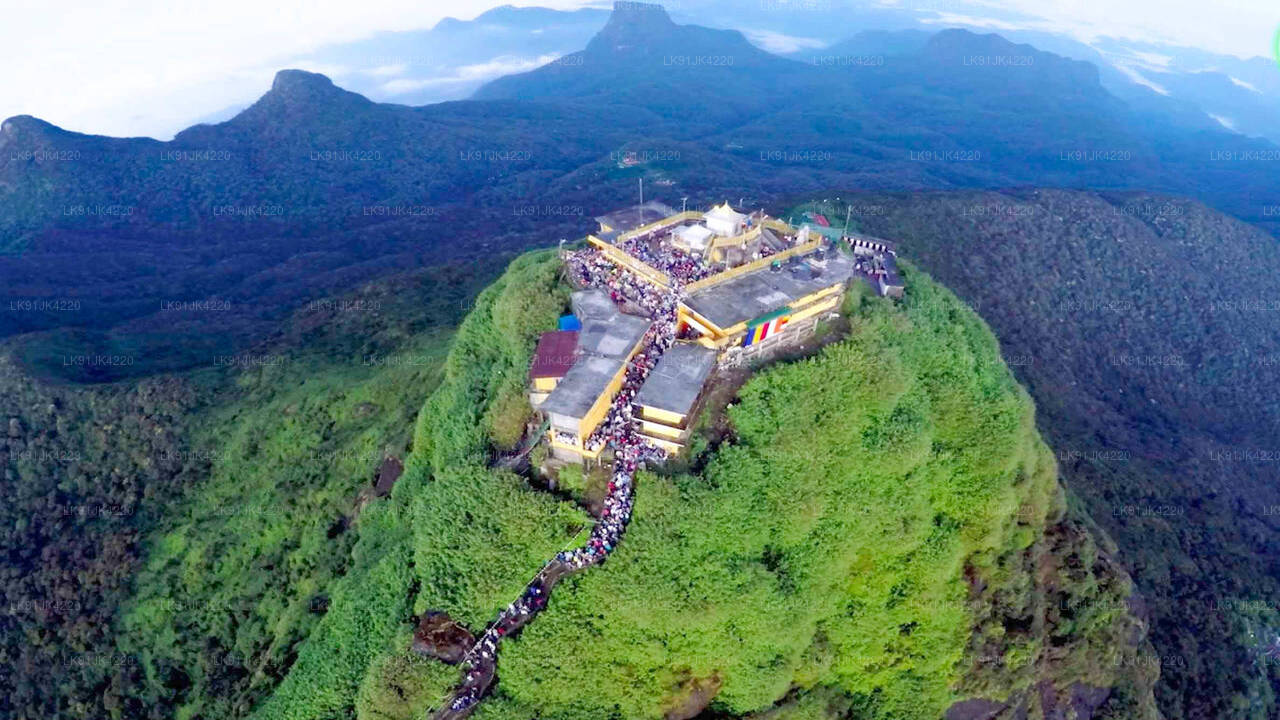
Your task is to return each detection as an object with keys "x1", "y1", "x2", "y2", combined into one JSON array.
[
  {"x1": 541, "y1": 295, "x2": 652, "y2": 421},
  {"x1": 595, "y1": 201, "x2": 676, "y2": 236},
  {"x1": 634, "y1": 343, "x2": 717, "y2": 417},
  {"x1": 683, "y1": 249, "x2": 855, "y2": 330},
  {"x1": 540, "y1": 355, "x2": 628, "y2": 420},
  {"x1": 579, "y1": 313, "x2": 650, "y2": 359}
]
